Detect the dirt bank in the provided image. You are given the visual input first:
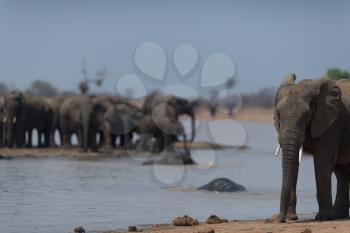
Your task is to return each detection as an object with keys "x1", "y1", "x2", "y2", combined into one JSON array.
[{"x1": 101, "y1": 218, "x2": 350, "y2": 233}]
